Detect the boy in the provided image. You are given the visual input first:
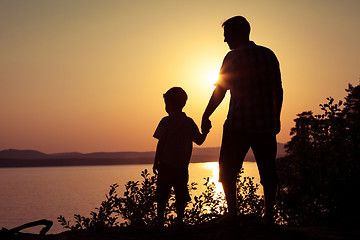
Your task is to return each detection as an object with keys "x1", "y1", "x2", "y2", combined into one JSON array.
[{"x1": 153, "y1": 87, "x2": 210, "y2": 227}]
